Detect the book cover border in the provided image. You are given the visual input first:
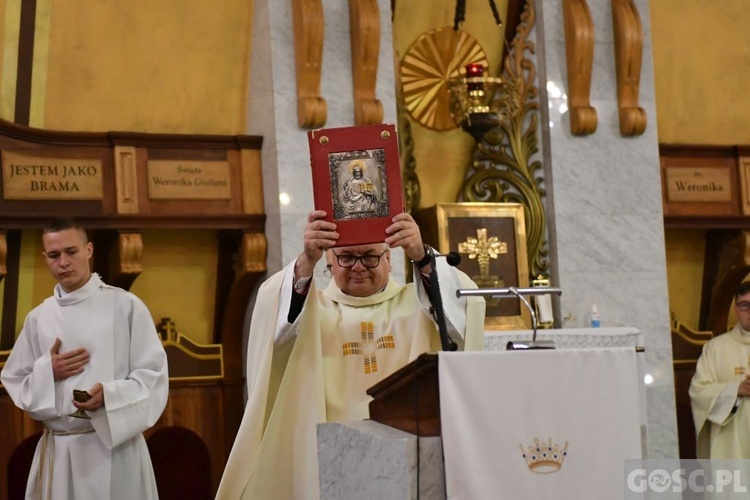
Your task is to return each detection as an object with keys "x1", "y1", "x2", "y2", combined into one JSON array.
[{"x1": 308, "y1": 124, "x2": 403, "y2": 247}]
